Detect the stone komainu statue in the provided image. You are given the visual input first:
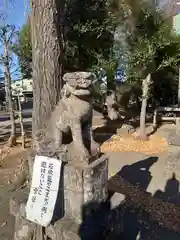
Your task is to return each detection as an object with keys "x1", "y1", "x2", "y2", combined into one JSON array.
[{"x1": 36, "y1": 71, "x2": 100, "y2": 163}]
